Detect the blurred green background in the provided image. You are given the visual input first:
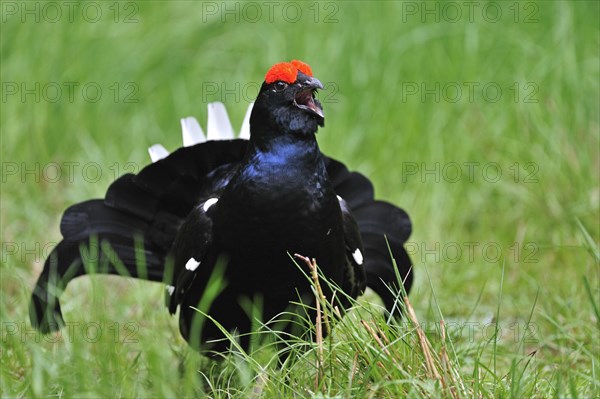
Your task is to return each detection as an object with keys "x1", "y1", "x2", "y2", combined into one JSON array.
[{"x1": 1, "y1": 1, "x2": 598, "y2": 397}]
